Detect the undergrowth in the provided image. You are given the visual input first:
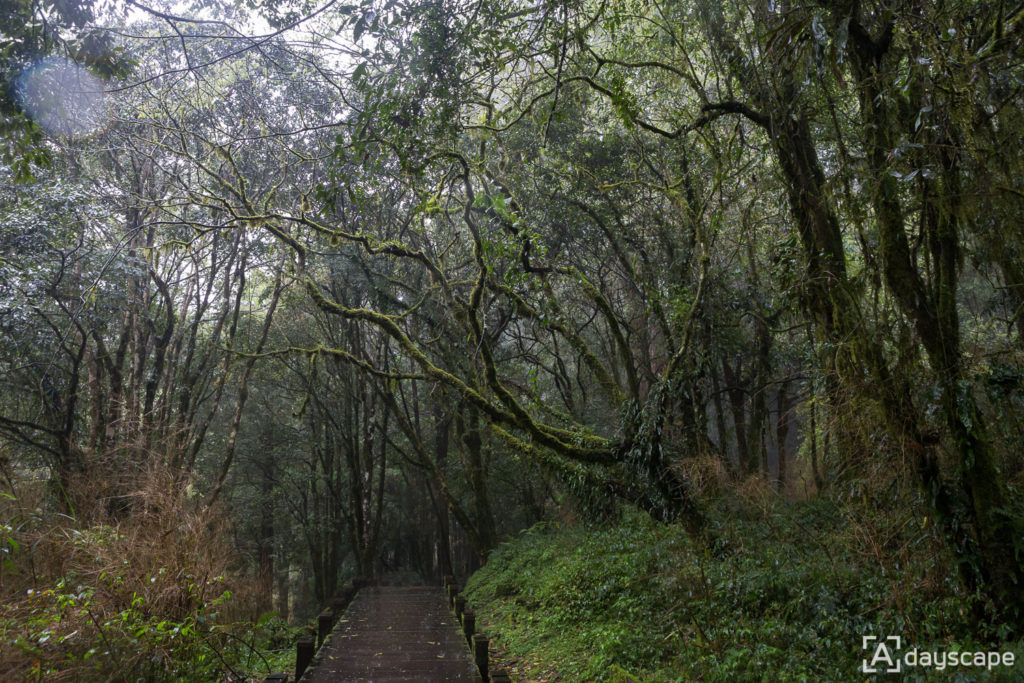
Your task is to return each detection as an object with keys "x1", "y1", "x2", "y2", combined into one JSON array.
[
  {"x1": 465, "y1": 490, "x2": 1024, "y2": 682},
  {"x1": 0, "y1": 467, "x2": 298, "y2": 681}
]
